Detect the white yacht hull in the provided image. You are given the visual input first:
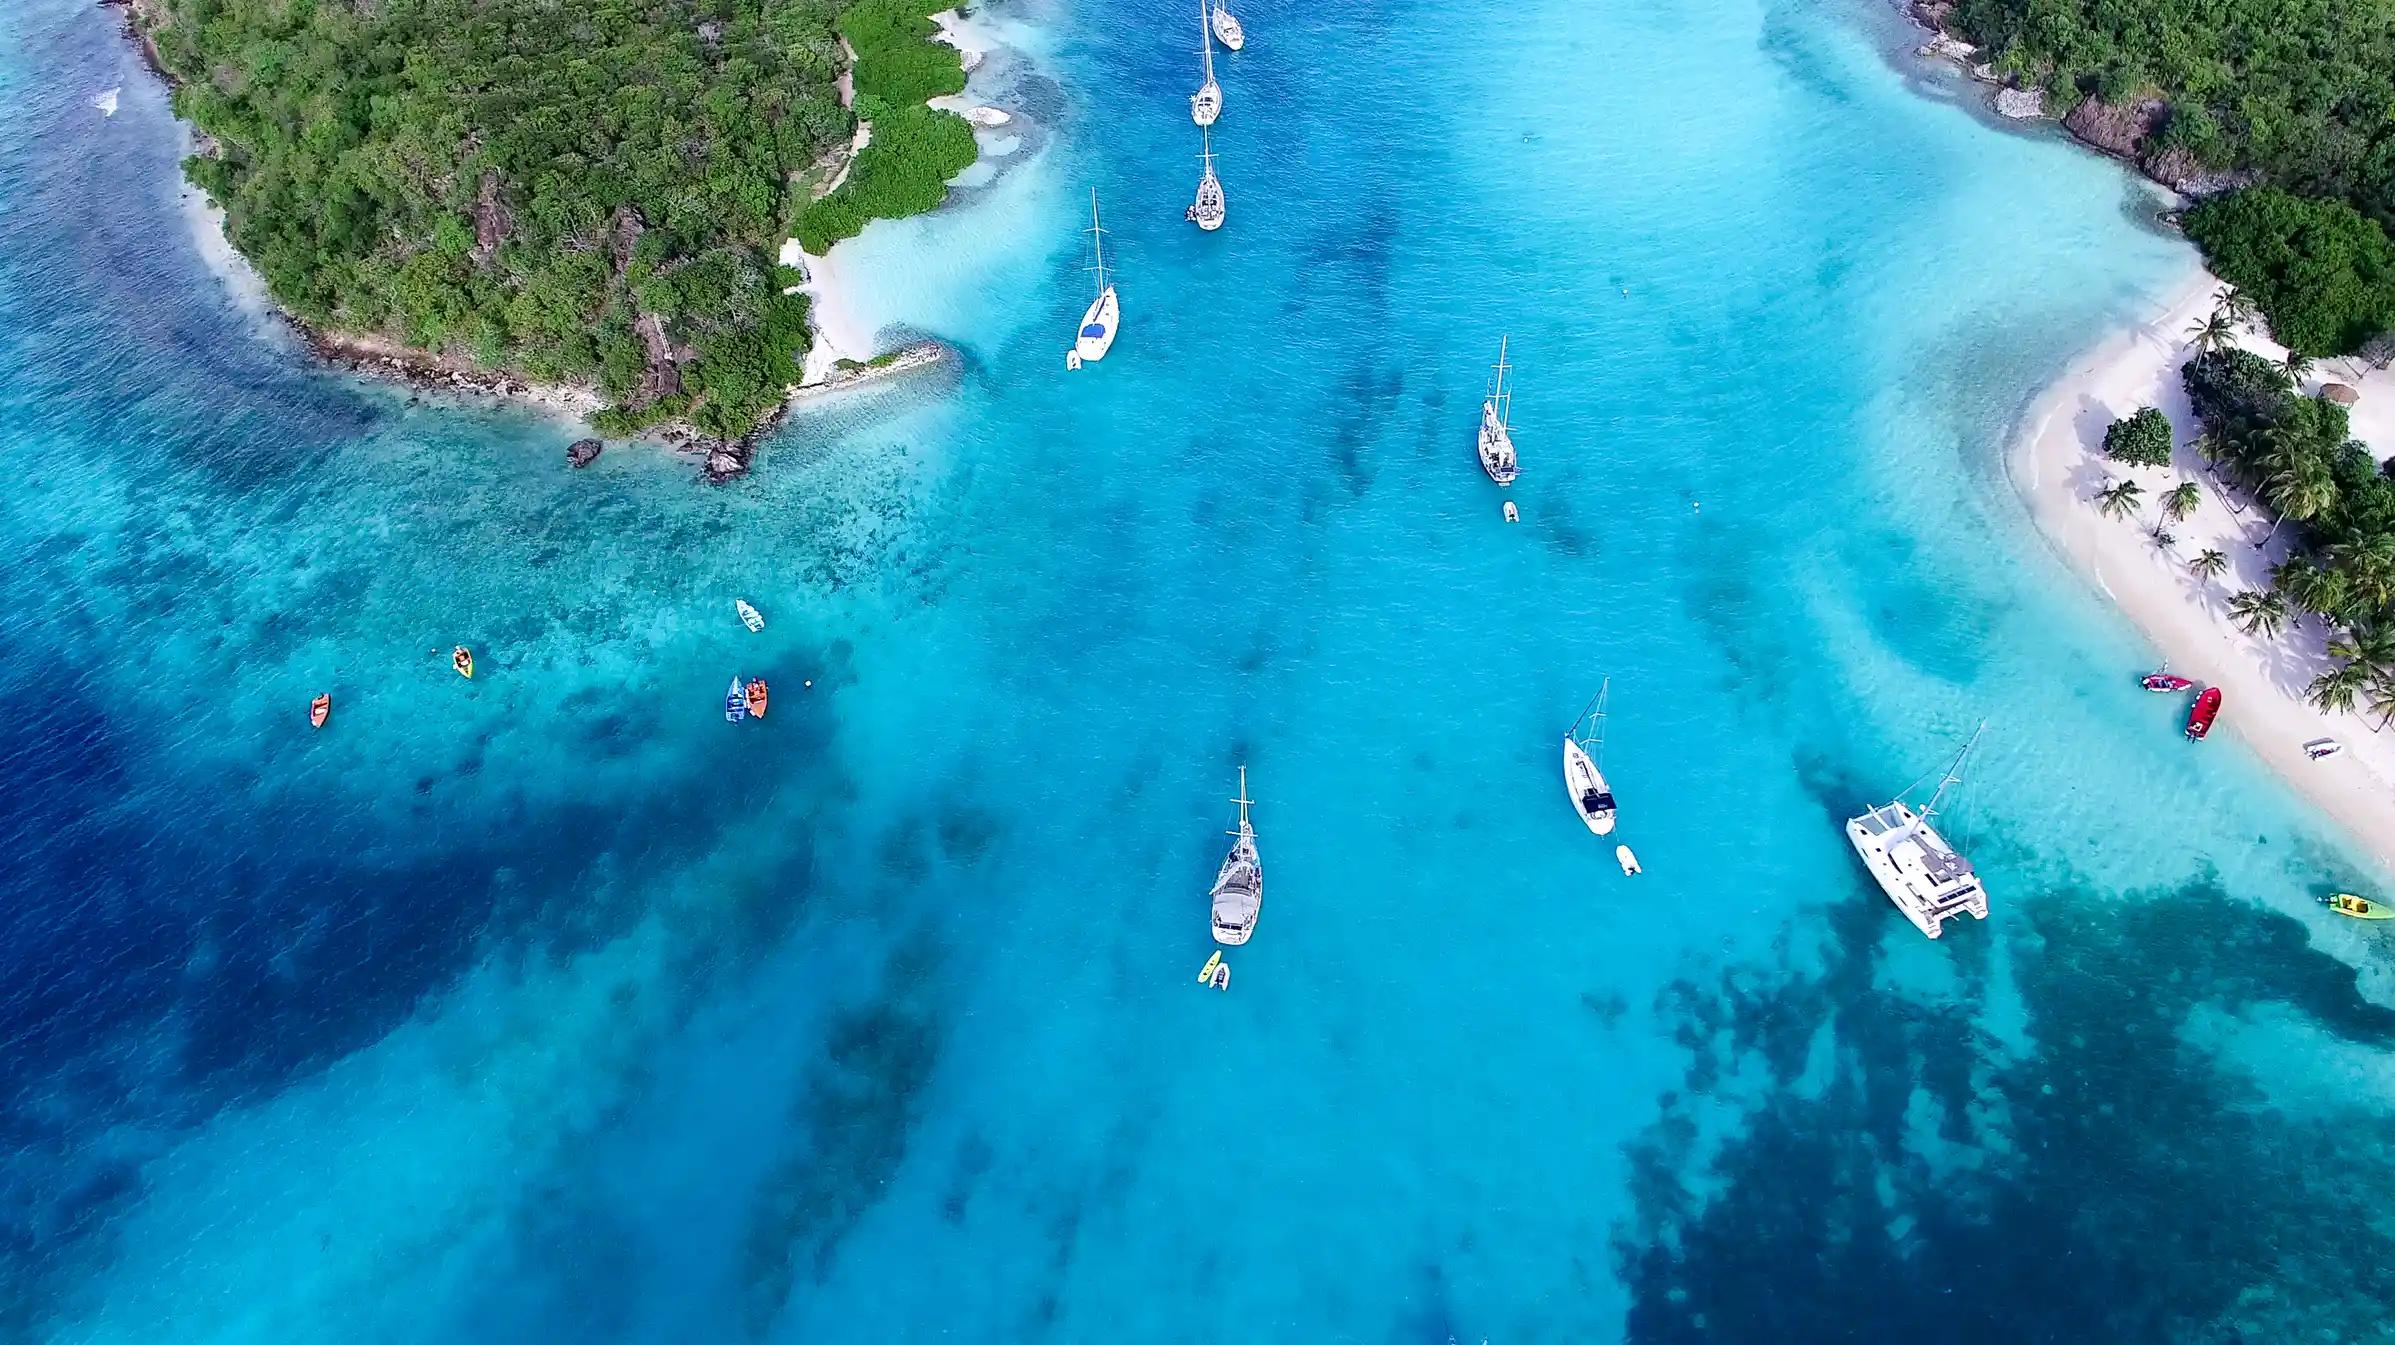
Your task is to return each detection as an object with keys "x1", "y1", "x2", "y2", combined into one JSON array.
[
  {"x1": 1562, "y1": 736, "x2": 1615, "y2": 835},
  {"x1": 1075, "y1": 286, "x2": 1118, "y2": 362},
  {"x1": 1191, "y1": 81, "x2": 1221, "y2": 126},
  {"x1": 1477, "y1": 400, "x2": 1517, "y2": 485},
  {"x1": 1844, "y1": 802, "x2": 1988, "y2": 939},
  {"x1": 1210, "y1": 832, "x2": 1261, "y2": 946},
  {"x1": 1210, "y1": 5, "x2": 1244, "y2": 49}
]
